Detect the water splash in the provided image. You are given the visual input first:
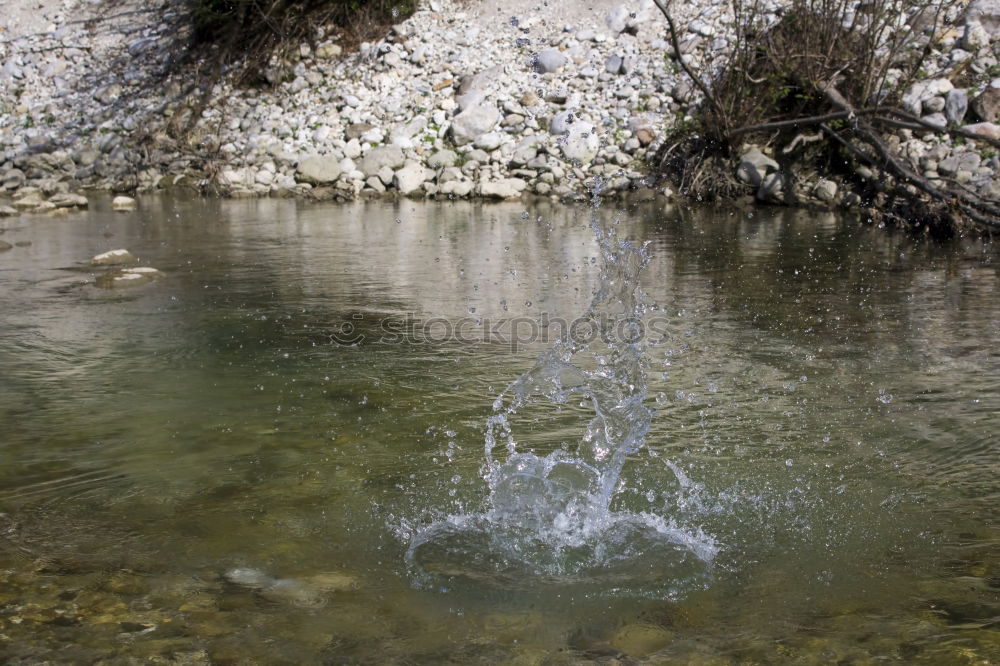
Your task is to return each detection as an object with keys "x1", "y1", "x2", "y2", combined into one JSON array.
[{"x1": 406, "y1": 206, "x2": 717, "y2": 598}]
